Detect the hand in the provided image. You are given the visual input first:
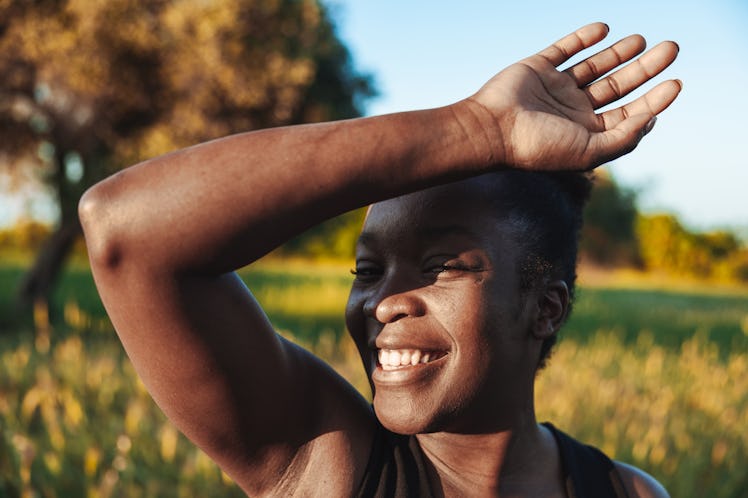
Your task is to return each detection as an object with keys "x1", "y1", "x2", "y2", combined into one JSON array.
[{"x1": 465, "y1": 22, "x2": 681, "y2": 170}]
